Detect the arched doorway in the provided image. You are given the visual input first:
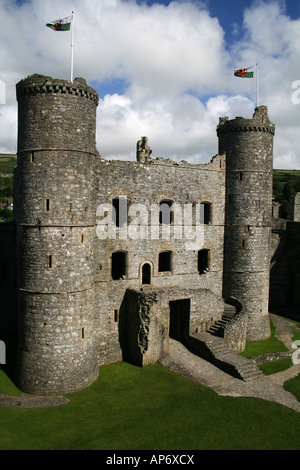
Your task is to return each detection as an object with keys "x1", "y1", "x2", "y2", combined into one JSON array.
[{"x1": 142, "y1": 263, "x2": 151, "y2": 285}]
